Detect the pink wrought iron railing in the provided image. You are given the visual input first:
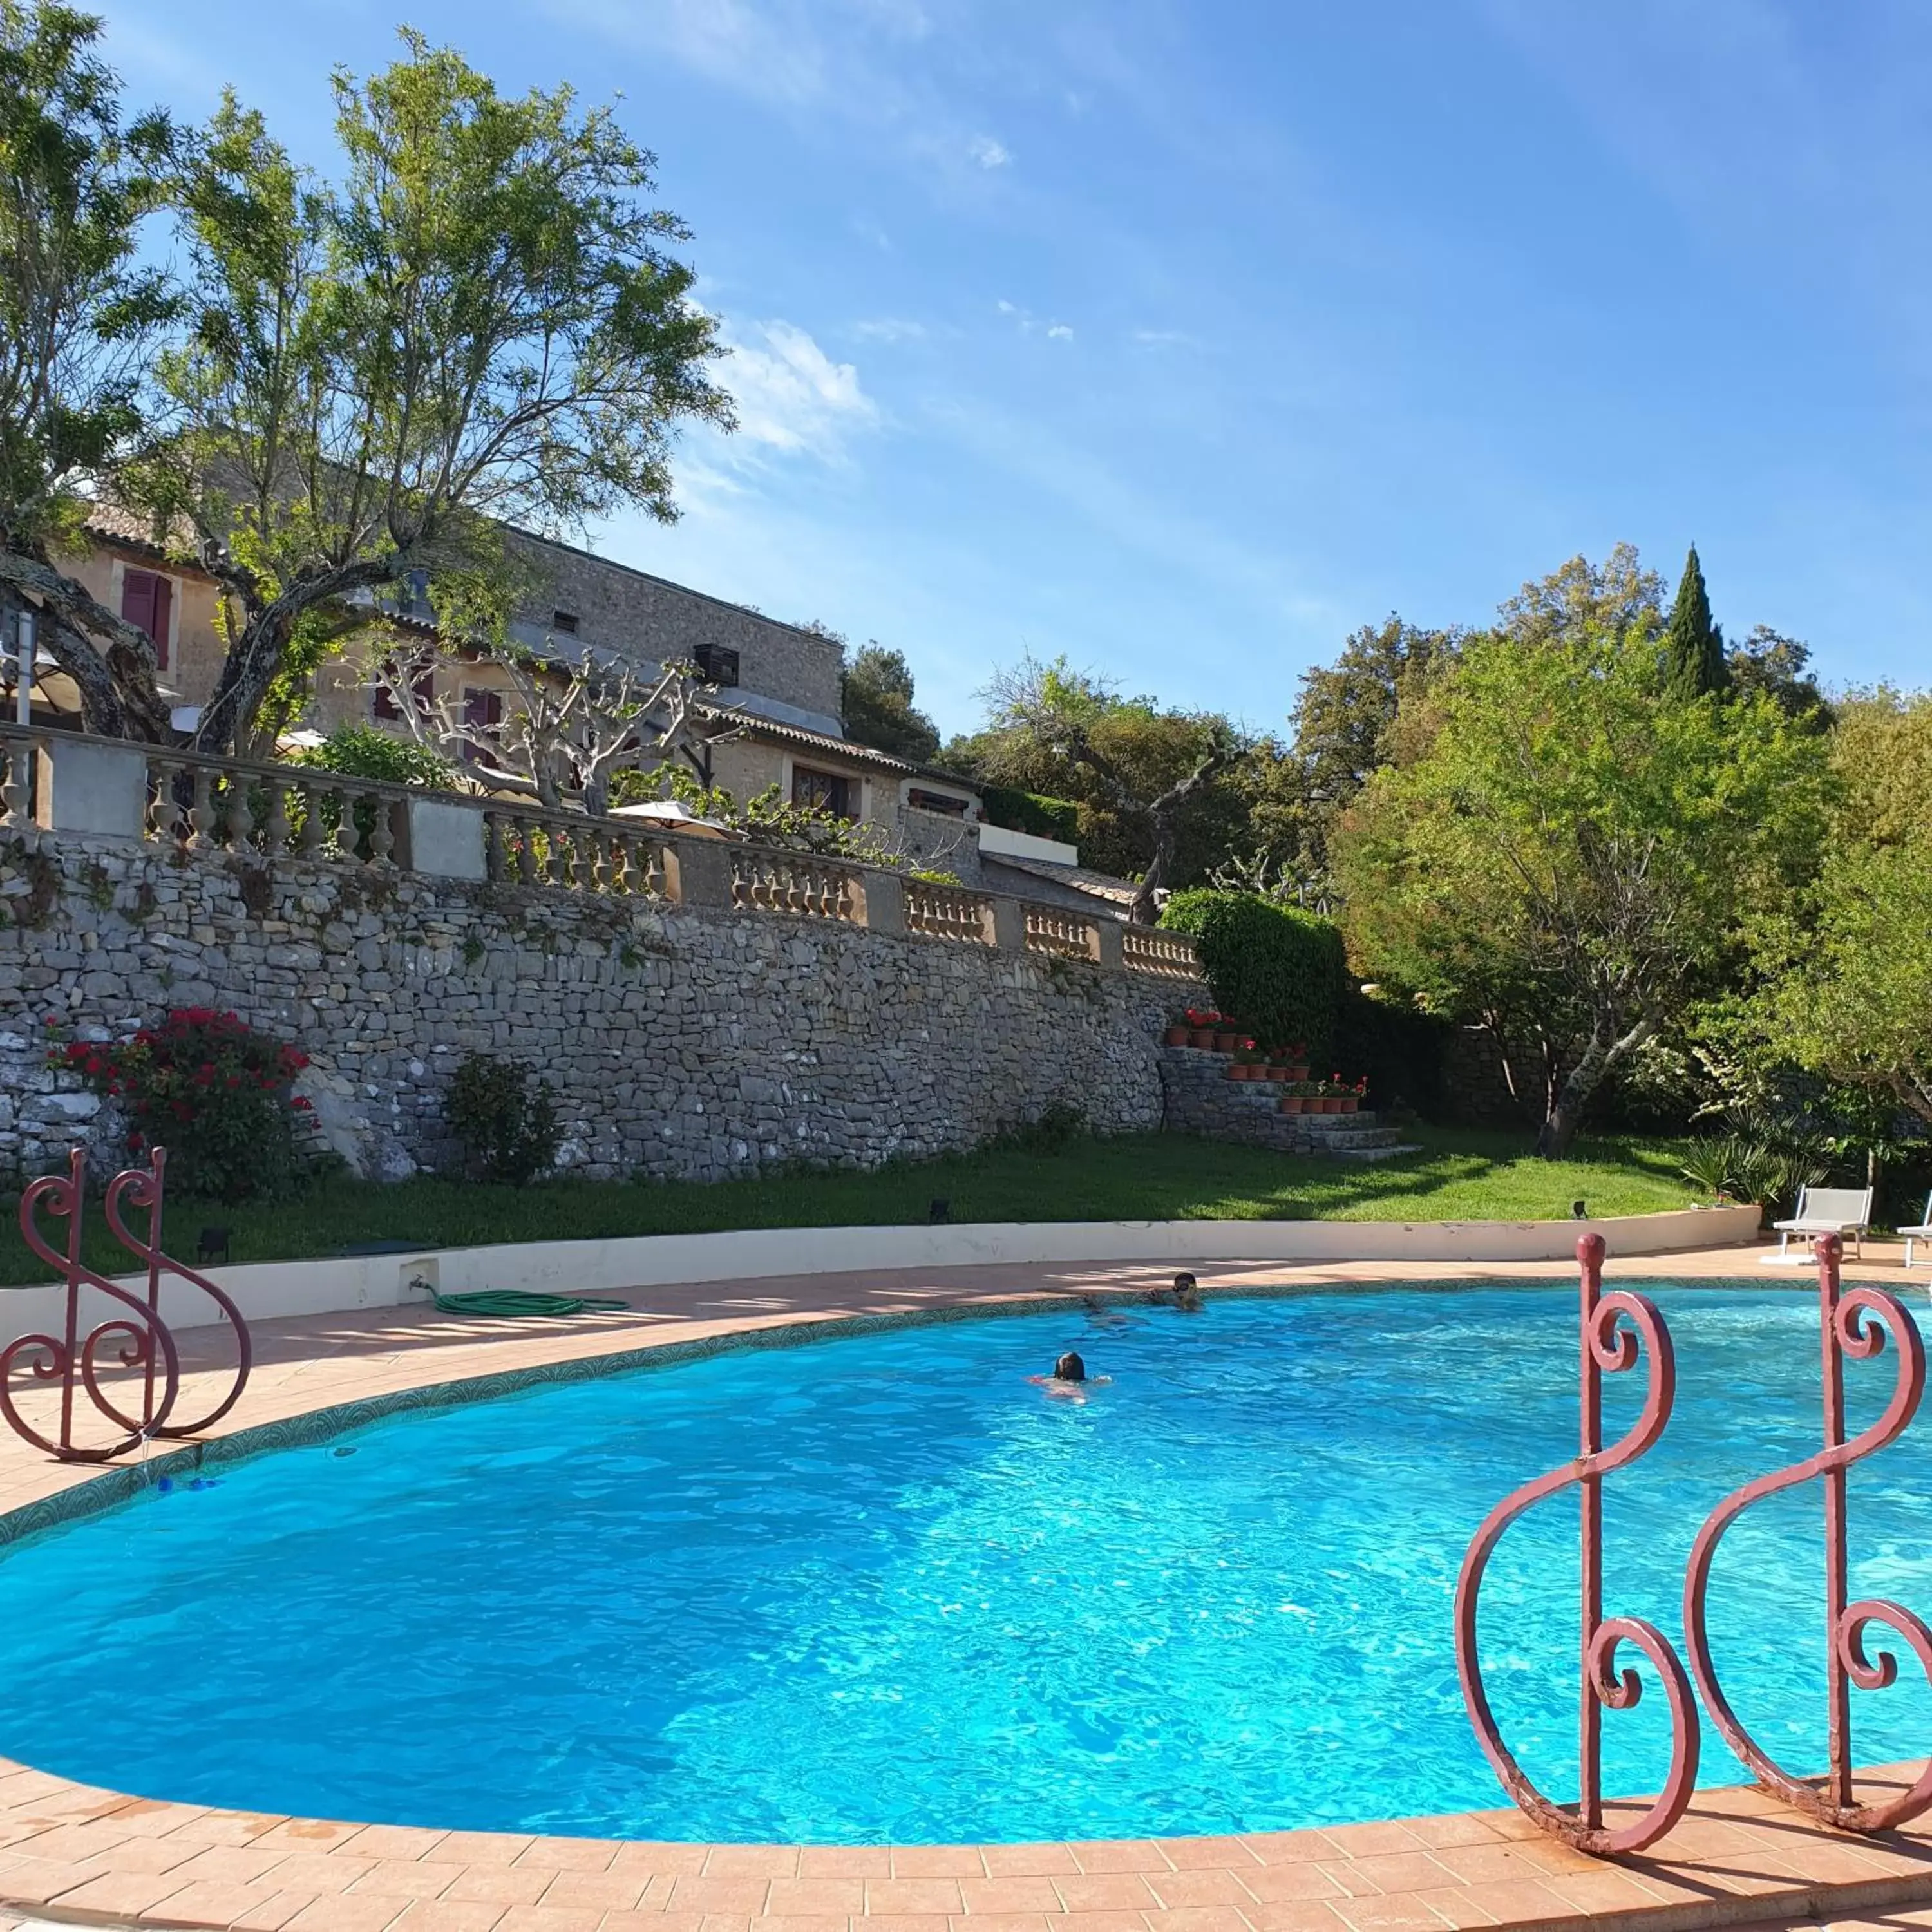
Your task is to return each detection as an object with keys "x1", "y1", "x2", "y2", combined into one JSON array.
[
  {"x1": 1683, "y1": 1231, "x2": 1932, "y2": 1833},
  {"x1": 9, "y1": 1147, "x2": 251, "y2": 1463},
  {"x1": 1454, "y1": 1233, "x2": 1700, "y2": 1853}
]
